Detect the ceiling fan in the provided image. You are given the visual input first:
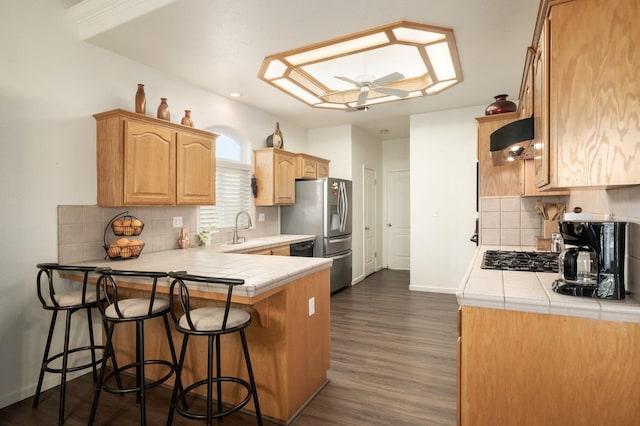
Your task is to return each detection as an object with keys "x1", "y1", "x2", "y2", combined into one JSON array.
[{"x1": 324, "y1": 72, "x2": 410, "y2": 107}]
